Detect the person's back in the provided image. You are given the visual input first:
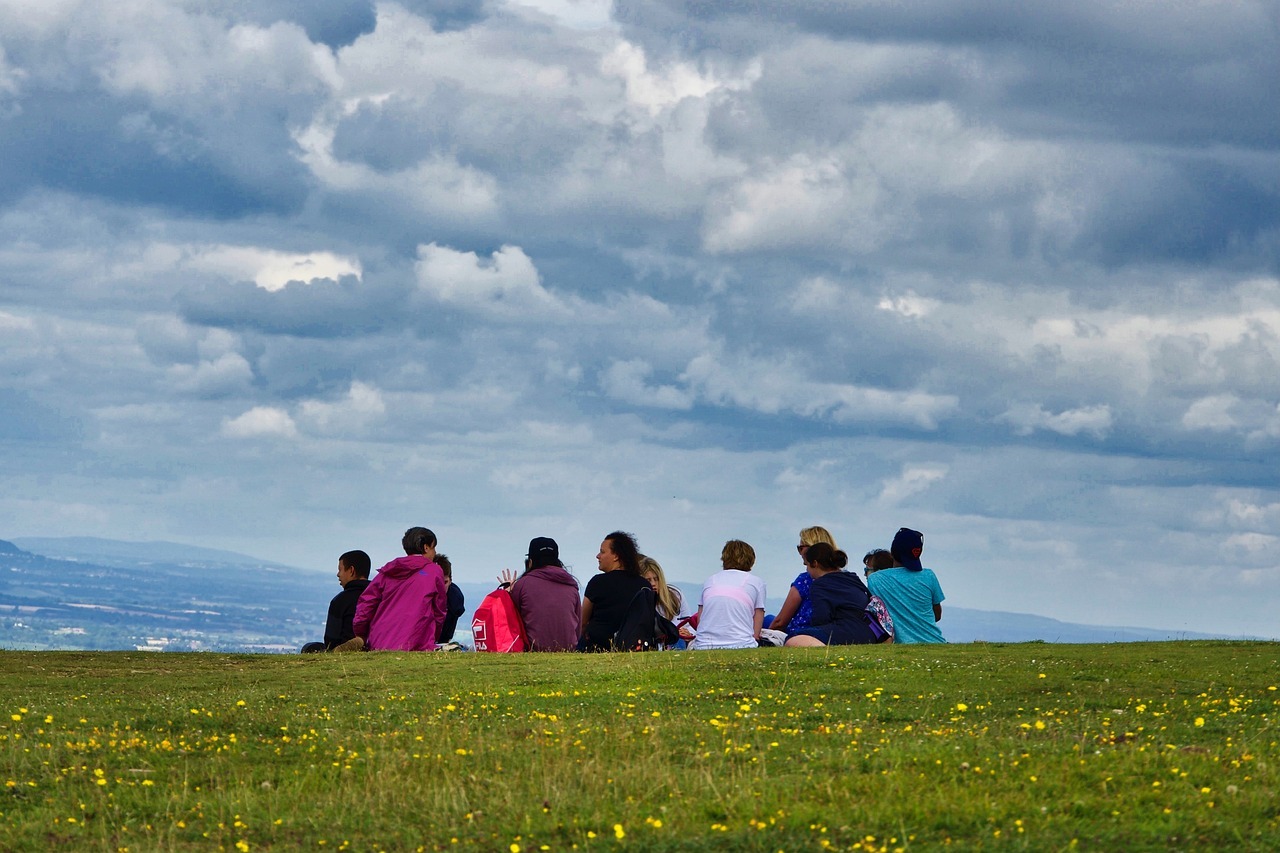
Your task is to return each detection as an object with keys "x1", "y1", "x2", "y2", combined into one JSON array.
[
  {"x1": 694, "y1": 570, "x2": 765, "y2": 649},
  {"x1": 511, "y1": 563, "x2": 581, "y2": 651},
  {"x1": 808, "y1": 571, "x2": 871, "y2": 637},
  {"x1": 867, "y1": 567, "x2": 944, "y2": 643},
  {"x1": 868, "y1": 528, "x2": 945, "y2": 644},
  {"x1": 353, "y1": 527, "x2": 449, "y2": 651},
  {"x1": 693, "y1": 540, "x2": 766, "y2": 650}
]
